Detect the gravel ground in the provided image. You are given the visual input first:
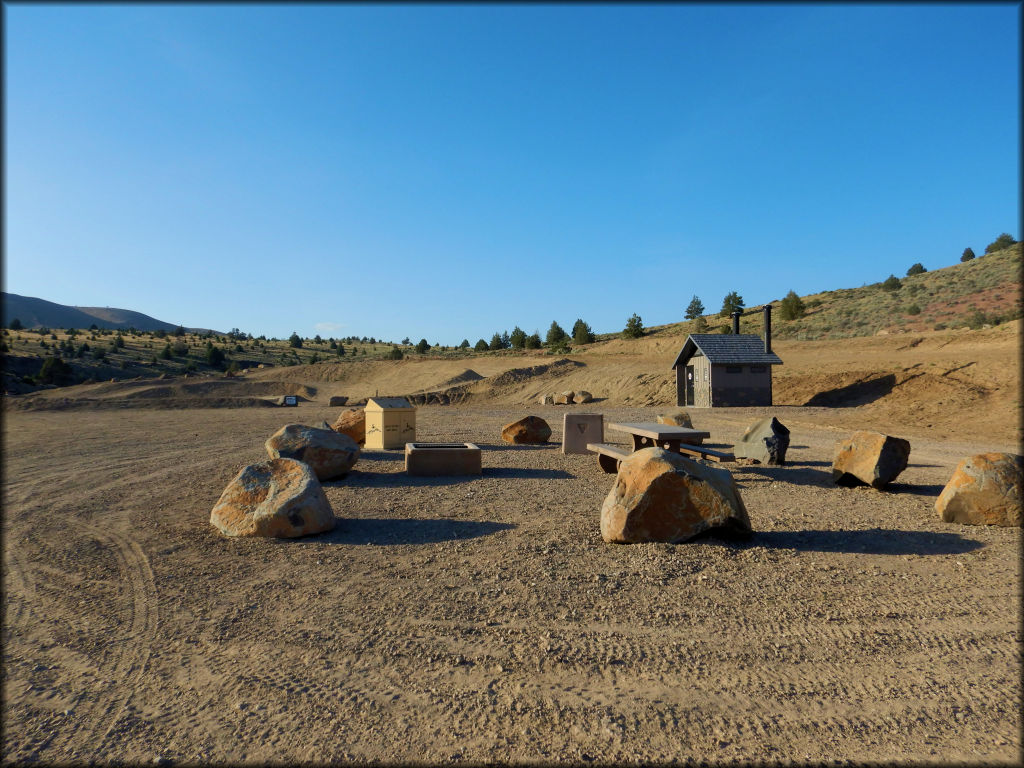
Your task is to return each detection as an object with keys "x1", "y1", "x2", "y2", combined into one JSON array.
[{"x1": 3, "y1": 404, "x2": 1020, "y2": 765}]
